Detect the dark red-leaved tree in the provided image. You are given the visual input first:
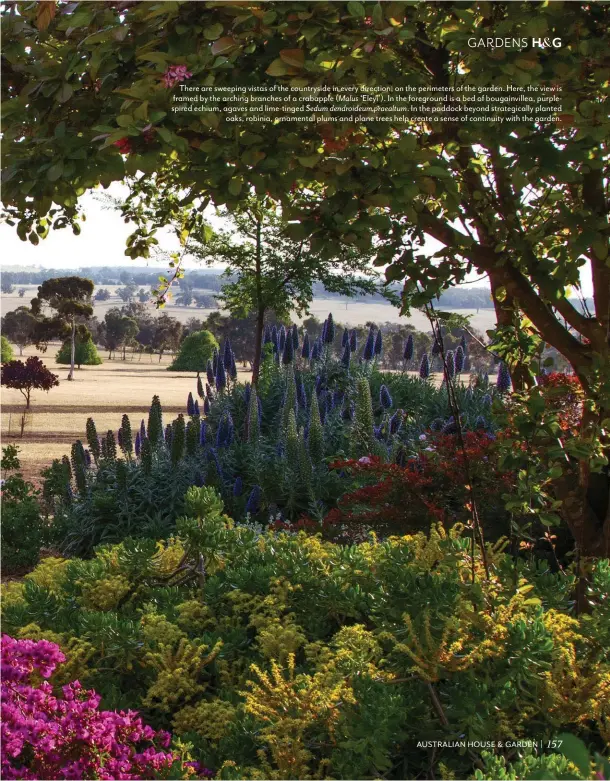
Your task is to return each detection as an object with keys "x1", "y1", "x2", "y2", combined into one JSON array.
[{"x1": 1, "y1": 357, "x2": 59, "y2": 410}]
